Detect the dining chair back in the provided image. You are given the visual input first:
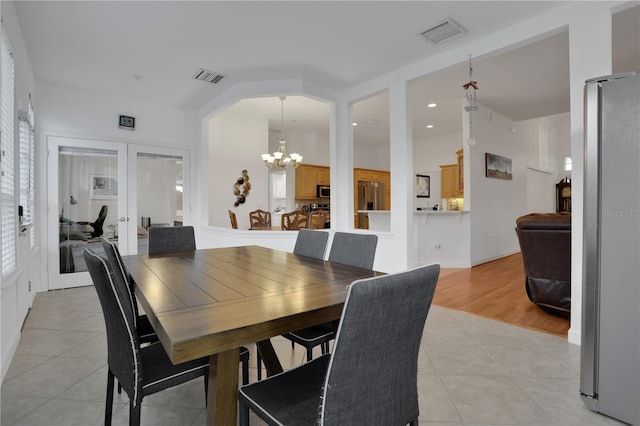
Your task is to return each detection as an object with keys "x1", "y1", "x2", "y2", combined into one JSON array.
[
  {"x1": 83, "y1": 248, "x2": 210, "y2": 426},
  {"x1": 148, "y1": 225, "x2": 196, "y2": 254},
  {"x1": 276, "y1": 231, "x2": 375, "y2": 372},
  {"x1": 249, "y1": 209, "x2": 271, "y2": 229},
  {"x1": 281, "y1": 210, "x2": 307, "y2": 230},
  {"x1": 255, "y1": 228, "x2": 331, "y2": 379},
  {"x1": 293, "y1": 229, "x2": 329, "y2": 260},
  {"x1": 306, "y1": 210, "x2": 327, "y2": 229},
  {"x1": 100, "y1": 238, "x2": 157, "y2": 343},
  {"x1": 328, "y1": 232, "x2": 378, "y2": 270},
  {"x1": 228, "y1": 210, "x2": 238, "y2": 229},
  {"x1": 239, "y1": 263, "x2": 441, "y2": 425}
]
